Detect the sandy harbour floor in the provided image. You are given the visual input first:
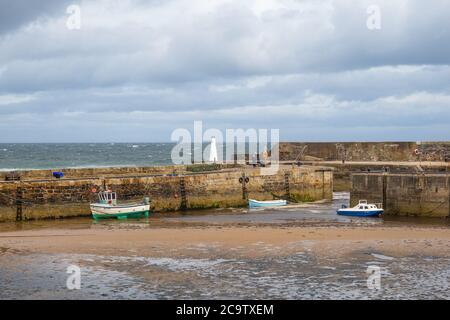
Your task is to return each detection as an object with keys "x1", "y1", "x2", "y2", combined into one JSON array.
[{"x1": 1, "y1": 196, "x2": 449, "y2": 299}]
